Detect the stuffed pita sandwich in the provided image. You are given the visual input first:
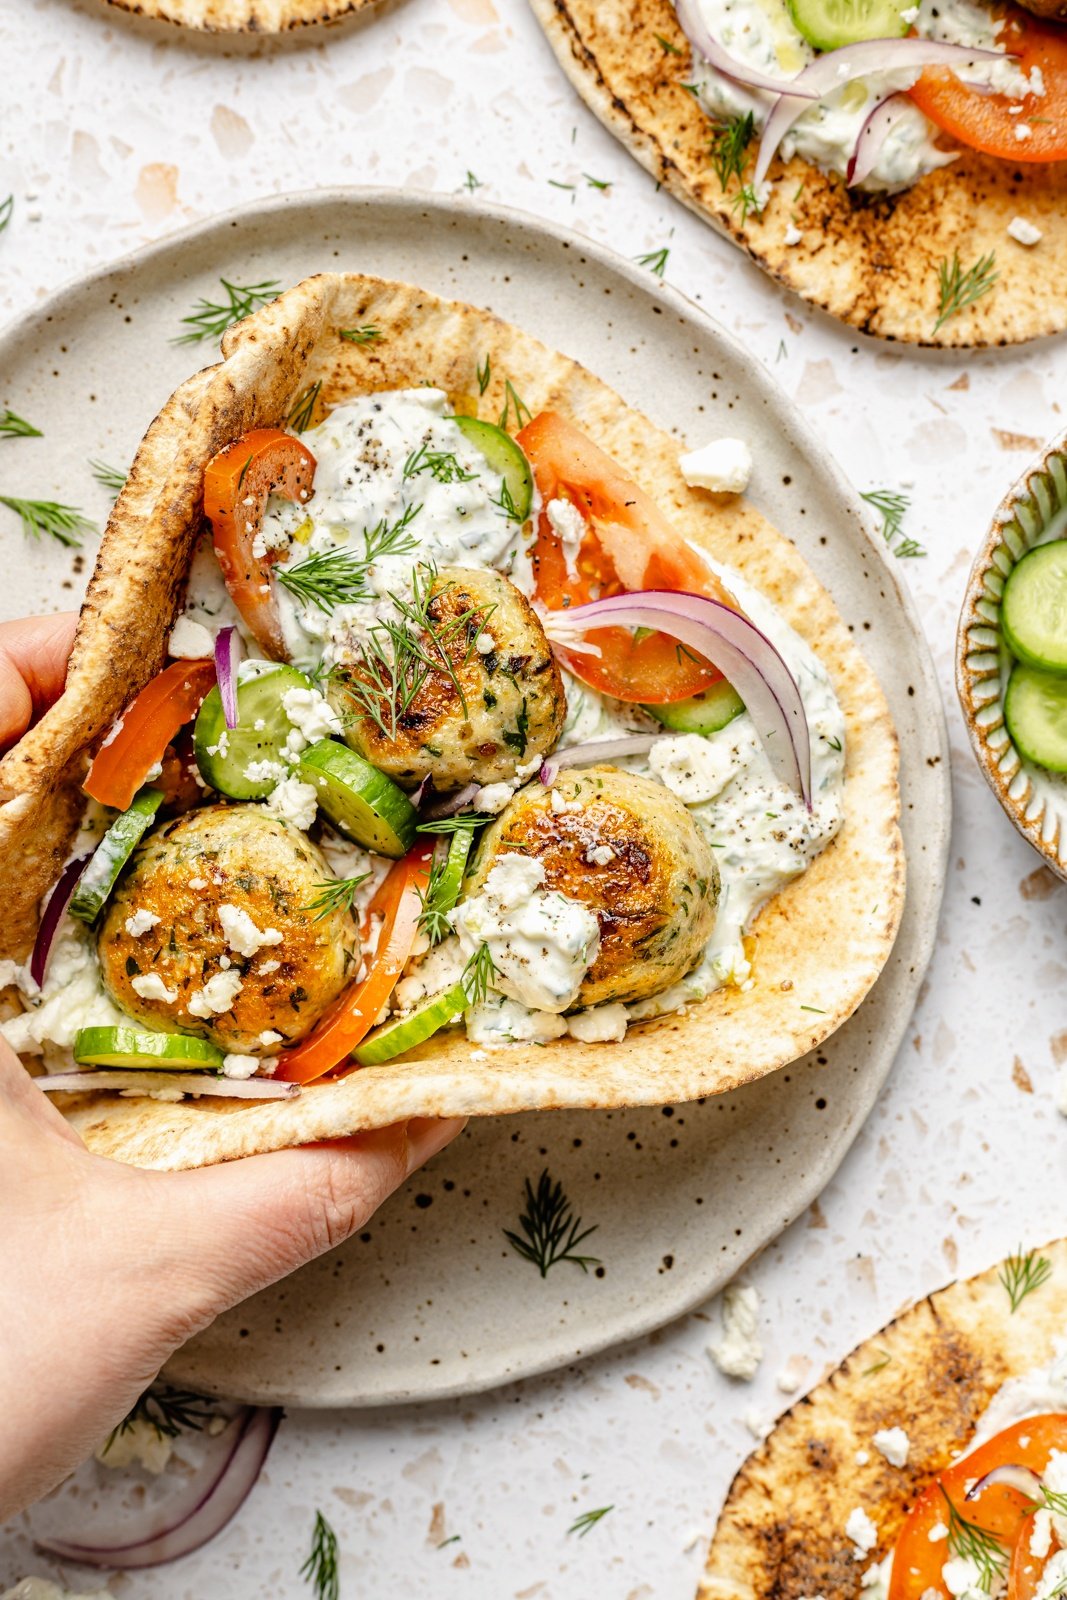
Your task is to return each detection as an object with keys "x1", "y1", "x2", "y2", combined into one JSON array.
[{"x1": 97, "y1": 0, "x2": 373, "y2": 30}]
